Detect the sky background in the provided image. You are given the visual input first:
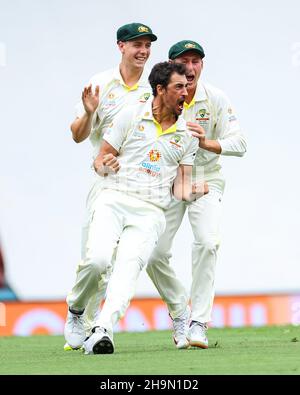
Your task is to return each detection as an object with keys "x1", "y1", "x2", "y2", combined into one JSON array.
[{"x1": 0, "y1": 0, "x2": 300, "y2": 299}]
